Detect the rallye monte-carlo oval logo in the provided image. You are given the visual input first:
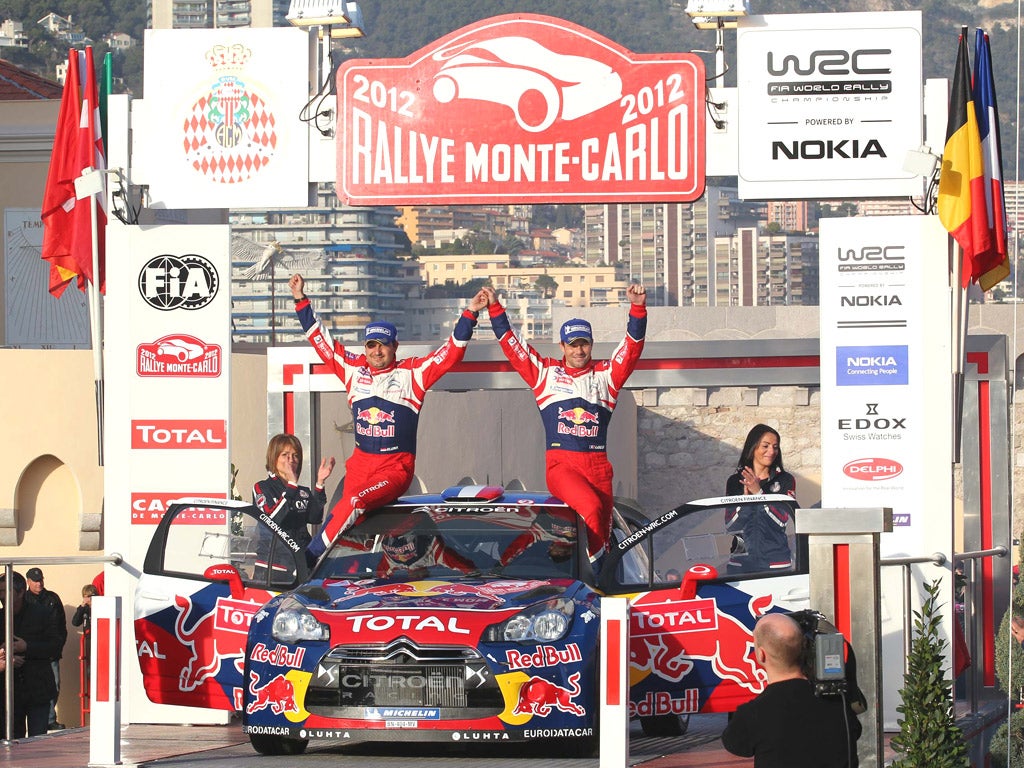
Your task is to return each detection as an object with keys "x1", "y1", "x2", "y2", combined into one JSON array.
[
  {"x1": 336, "y1": 13, "x2": 705, "y2": 205},
  {"x1": 842, "y1": 457, "x2": 903, "y2": 481}
]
